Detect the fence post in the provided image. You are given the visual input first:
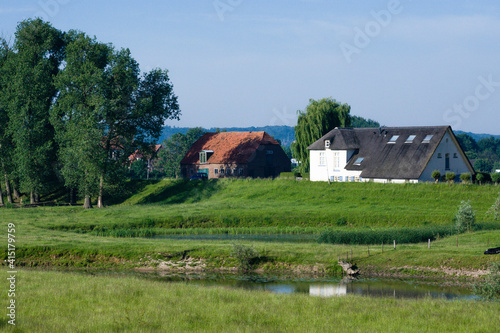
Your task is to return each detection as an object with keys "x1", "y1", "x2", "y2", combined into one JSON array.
[
  {"x1": 382, "y1": 242, "x2": 384, "y2": 253},
  {"x1": 456, "y1": 237, "x2": 458, "y2": 248},
  {"x1": 351, "y1": 248, "x2": 353, "y2": 260},
  {"x1": 367, "y1": 245, "x2": 370, "y2": 256},
  {"x1": 428, "y1": 239, "x2": 430, "y2": 249},
  {"x1": 393, "y1": 240, "x2": 396, "y2": 250}
]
